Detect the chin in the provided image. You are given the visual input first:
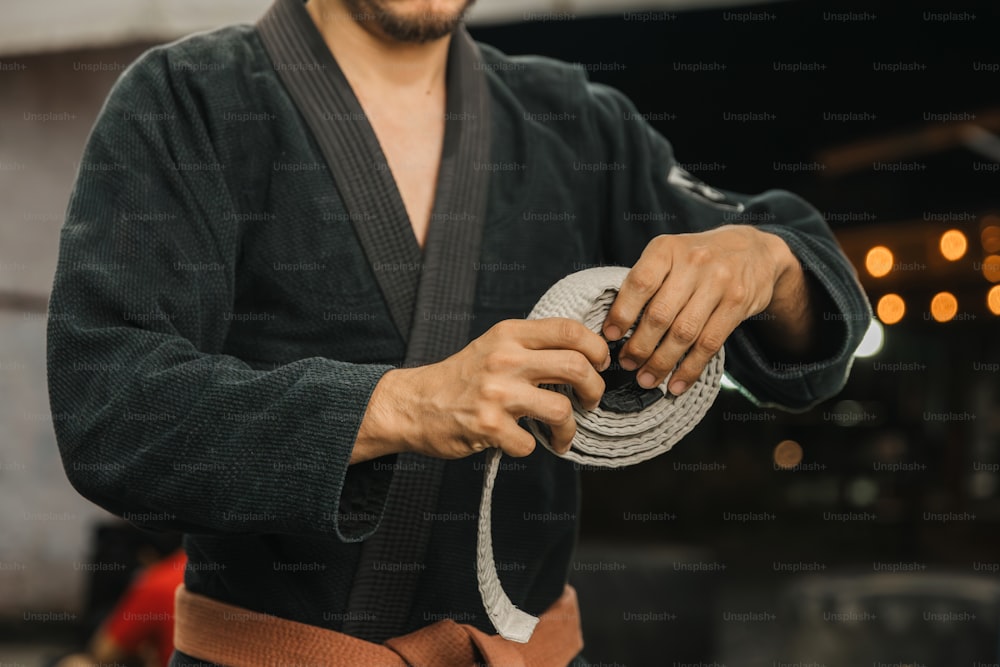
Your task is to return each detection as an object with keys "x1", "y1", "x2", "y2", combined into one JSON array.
[
  {"x1": 386, "y1": 0, "x2": 470, "y2": 16},
  {"x1": 347, "y1": 0, "x2": 476, "y2": 43}
]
